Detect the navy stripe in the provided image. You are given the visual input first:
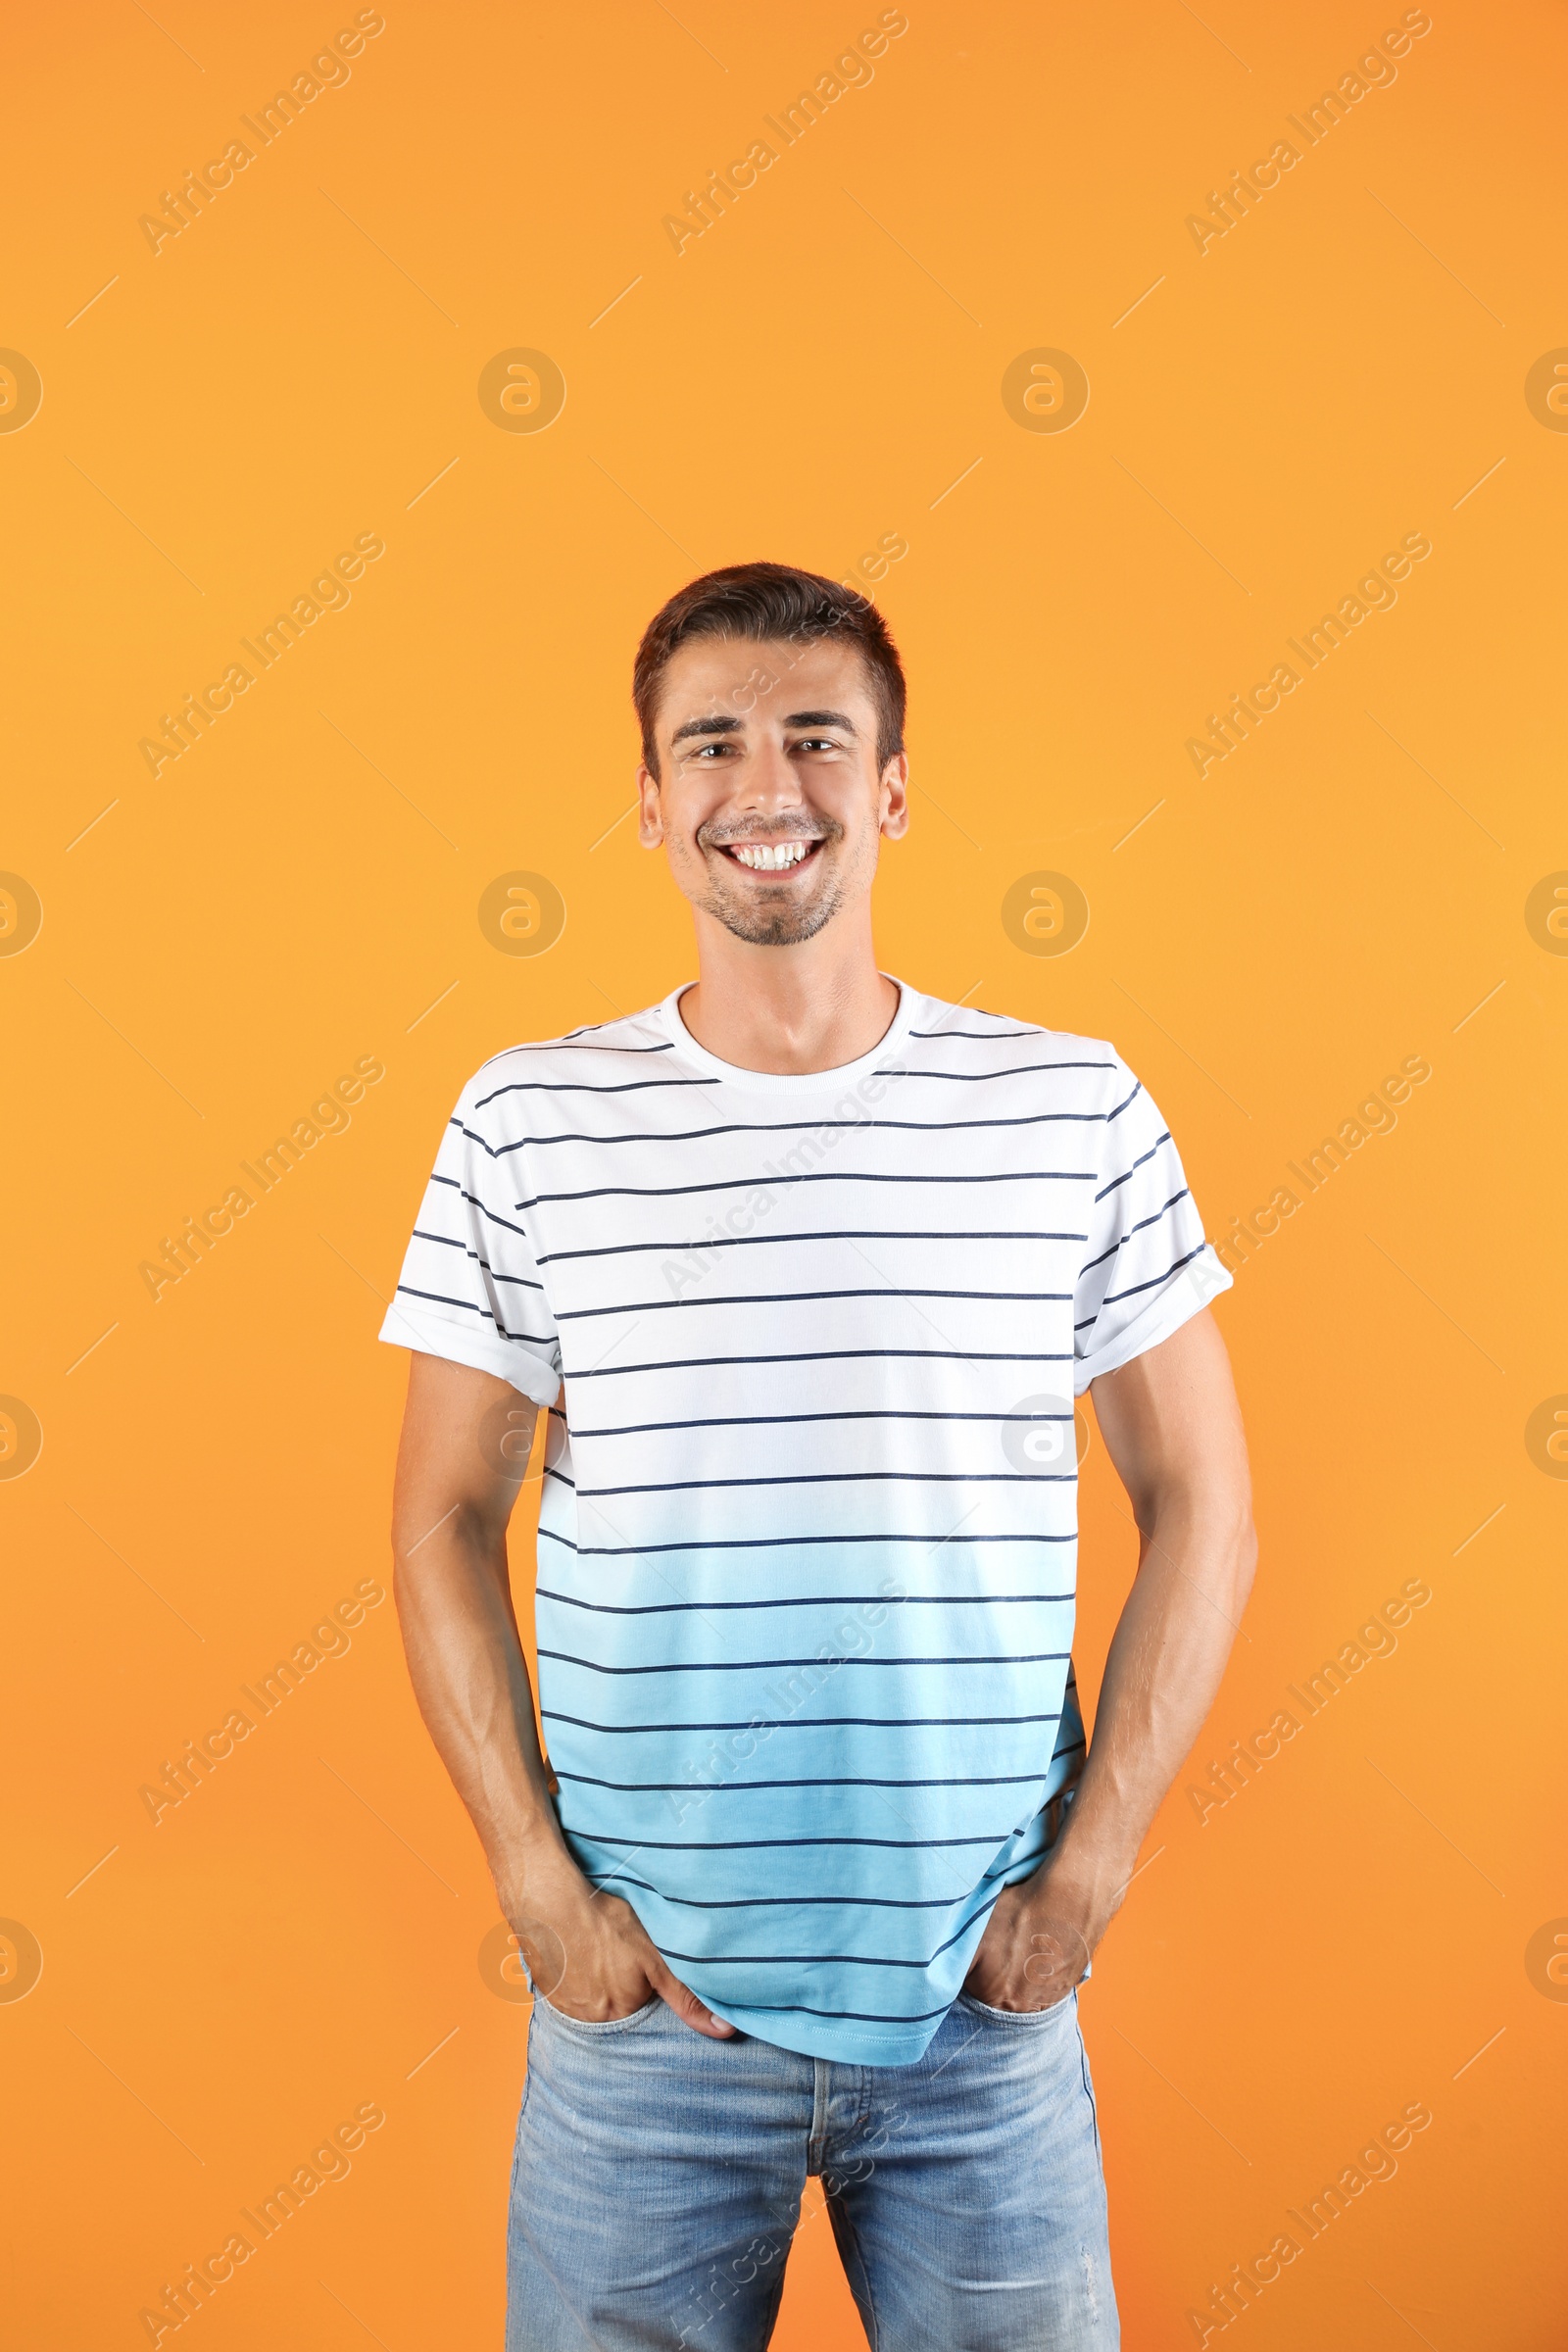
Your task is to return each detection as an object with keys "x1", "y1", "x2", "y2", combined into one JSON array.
[
  {"x1": 1073, "y1": 1241, "x2": 1205, "y2": 1328},
  {"x1": 570, "y1": 1407, "x2": 1080, "y2": 1440},
  {"x1": 536, "y1": 1587, "x2": 1075, "y2": 1614},
  {"x1": 890, "y1": 1057, "x2": 1114, "y2": 1078},
  {"x1": 554, "y1": 1767, "x2": 1051, "y2": 1790},
  {"x1": 716, "y1": 1999, "x2": 957, "y2": 2024},
  {"x1": 588, "y1": 1881, "x2": 978, "y2": 1910},
  {"x1": 393, "y1": 1284, "x2": 554, "y2": 1345},
  {"x1": 567, "y1": 1347, "x2": 1073, "y2": 1382},
  {"x1": 539, "y1": 1647, "x2": 1071, "y2": 1674},
  {"x1": 1100, "y1": 1241, "x2": 1206, "y2": 1309},
  {"x1": 480, "y1": 1036, "x2": 674, "y2": 1061},
  {"x1": 1095, "y1": 1131, "x2": 1173, "y2": 1201},
  {"x1": 556, "y1": 1285, "x2": 1070, "y2": 1323},
  {"x1": 571, "y1": 1831, "x2": 1023, "y2": 1850},
  {"x1": 1078, "y1": 1188, "x2": 1190, "y2": 1275},
  {"x1": 413, "y1": 1231, "x2": 545, "y2": 1291},
  {"x1": 893, "y1": 1067, "x2": 1114, "y2": 1082},
  {"x1": 538, "y1": 1227, "x2": 1087, "y2": 1266},
  {"x1": 596, "y1": 1850, "x2": 1041, "y2": 1899},
  {"x1": 426, "y1": 1173, "x2": 536, "y2": 1243},
  {"x1": 474, "y1": 1075, "x2": 716, "y2": 1107},
  {"x1": 540, "y1": 1529, "x2": 1075, "y2": 1555},
  {"x1": 572, "y1": 1470, "x2": 1073, "y2": 1497},
  {"x1": 519, "y1": 1169, "x2": 1098, "y2": 1209},
  {"x1": 500, "y1": 1110, "x2": 1112, "y2": 1154},
  {"x1": 542, "y1": 1708, "x2": 1063, "y2": 1733}
]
